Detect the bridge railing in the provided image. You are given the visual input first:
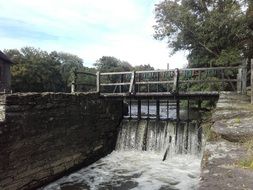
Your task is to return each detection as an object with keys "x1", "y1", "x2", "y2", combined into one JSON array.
[
  {"x1": 72, "y1": 66, "x2": 247, "y2": 95},
  {"x1": 95, "y1": 69, "x2": 179, "y2": 96},
  {"x1": 178, "y1": 66, "x2": 246, "y2": 93},
  {"x1": 71, "y1": 71, "x2": 97, "y2": 93}
]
